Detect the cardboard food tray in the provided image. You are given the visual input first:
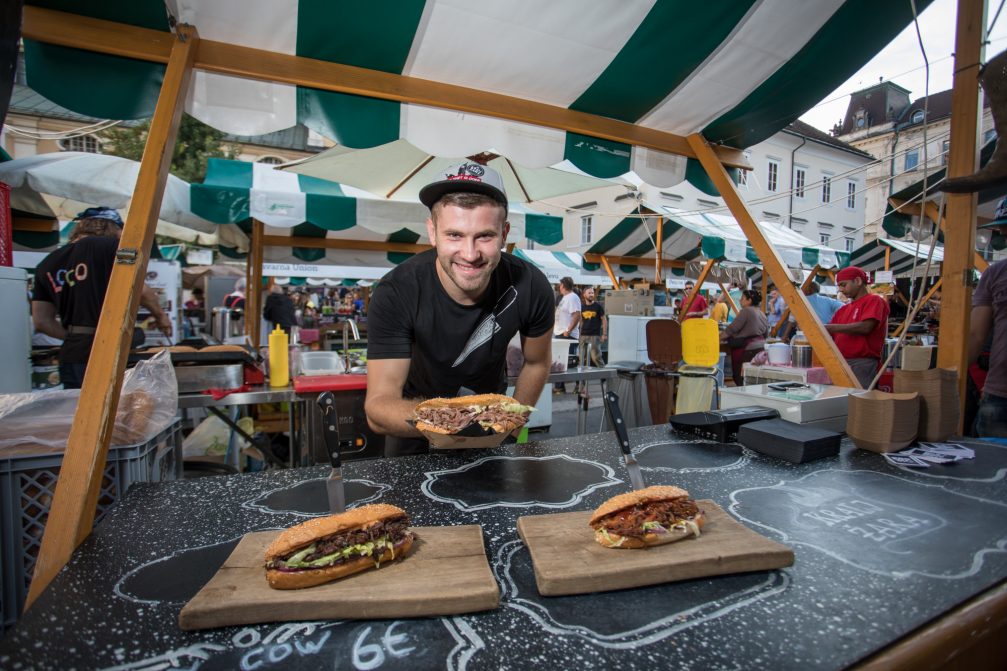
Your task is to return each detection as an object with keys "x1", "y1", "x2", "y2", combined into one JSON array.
[
  {"x1": 516, "y1": 500, "x2": 794, "y2": 596},
  {"x1": 179, "y1": 525, "x2": 499, "y2": 630},
  {"x1": 421, "y1": 429, "x2": 510, "y2": 450}
]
